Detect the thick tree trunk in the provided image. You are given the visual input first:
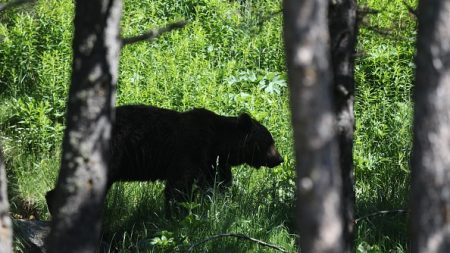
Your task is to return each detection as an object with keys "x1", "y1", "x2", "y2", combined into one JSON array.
[
  {"x1": 0, "y1": 147, "x2": 12, "y2": 253},
  {"x1": 46, "y1": 1, "x2": 122, "y2": 252},
  {"x1": 283, "y1": 0, "x2": 344, "y2": 252},
  {"x1": 410, "y1": 0, "x2": 450, "y2": 252},
  {"x1": 328, "y1": 0, "x2": 358, "y2": 251}
]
